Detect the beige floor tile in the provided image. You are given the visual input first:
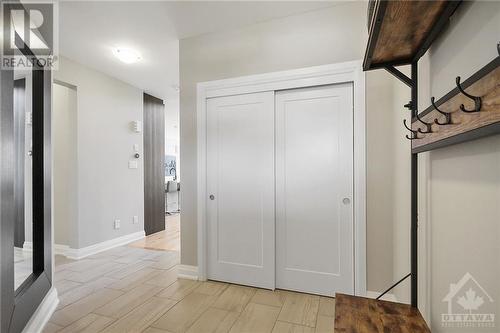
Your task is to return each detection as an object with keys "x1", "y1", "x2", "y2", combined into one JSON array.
[
  {"x1": 55, "y1": 279, "x2": 82, "y2": 295},
  {"x1": 318, "y1": 297, "x2": 335, "y2": 317},
  {"x1": 214, "y1": 311, "x2": 240, "y2": 333},
  {"x1": 60, "y1": 258, "x2": 109, "y2": 273},
  {"x1": 185, "y1": 308, "x2": 230, "y2": 333},
  {"x1": 151, "y1": 292, "x2": 217, "y2": 333},
  {"x1": 50, "y1": 288, "x2": 124, "y2": 326},
  {"x1": 145, "y1": 267, "x2": 178, "y2": 287},
  {"x1": 278, "y1": 292, "x2": 319, "y2": 327},
  {"x1": 54, "y1": 255, "x2": 77, "y2": 268},
  {"x1": 272, "y1": 321, "x2": 314, "y2": 333},
  {"x1": 99, "y1": 296, "x2": 177, "y2": 333},
  {"x1": 94, "y1": 284, "x2": 164, "y2": 318},
  {"x1": 212, "y1": 285, "x2": 256, "y2": 313},
  {"x1": 57, "y1": 276, "x2": 118, "y2": 309},
  {"x1": 251, "y1": 289, "x2": 285, "y2": 307},
  {"x1": 105, "y1": 260, "x2": 154, "y2": 279},
  {"x1": 157, "y1": 279, "x2": 200, "y2": 300},
  {"x1": 57, "y1": 313, "x2": 115, "y2": 333},
  {"x1": 42, "y1": 322, "x2": 63, "y2": 333},
  {"x1": 65, "y1": 262, "x2": 127, "y2": 283},
  {"x1": 106, "y1": 267, "x2": 163, "y2": 291},
  {"x1": 314, "y1": 315, "x2": 334, "y2": 333},
  {"x1": 54, "y1": 269, "x2": 78, "y2": 283},
  {"x1": 194, "y1": 281, "x2": 228, "y2": 296},
  {"x1": 143, "y1": 327, "x2": 175, "y2": 333},
  {"x1": 148, "y1": 254, "x2": 180, "y2": 270},
  {"x1": 229, "y1": 303, "x2": 280, "y2": 333}
]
